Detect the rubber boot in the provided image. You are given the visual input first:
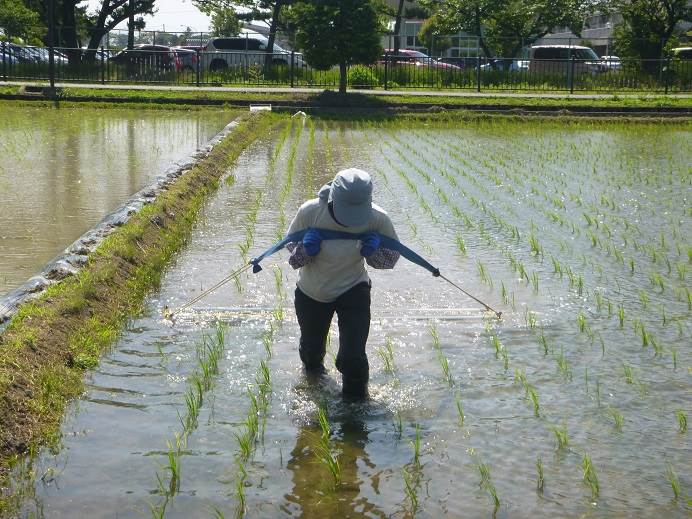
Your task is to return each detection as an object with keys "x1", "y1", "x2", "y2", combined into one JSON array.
[{"x1": 342, "y1": 376, "x2": 368, "y2": 402}]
